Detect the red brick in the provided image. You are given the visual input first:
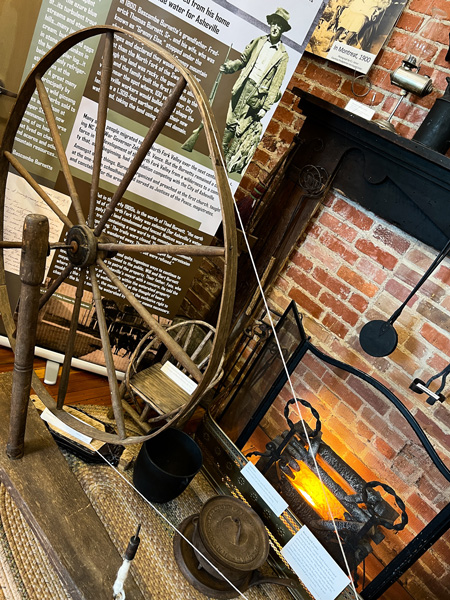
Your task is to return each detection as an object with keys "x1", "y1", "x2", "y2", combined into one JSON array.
[
  {"x1": 319, "y1": 291, "x2": 359, "y2": 326},
  {"x1": 415, "y1": 408, "x2": 450, "y2": 449},
  {"x1": 373, "y1": 225, "x2": 411, "y2": 254},
  {"x1": 274, "y1": 275, "x2": 290, "y2": 293},
  {"x1": 268, "y1": 288, "x2": 291, "y2": 313},
  {"x1": 420, "y1": 279, "x2": 446, "y2": 302},
  {"x1": 355, "y1": 419, "x2": 375, "y2": 443},
  {"x1": 356, "y1": 257, "x2": 388, "y2": 285},
  {"x1": 385, "y1": 278, "x2": 417, "y2": 304},
  {"x1": 407, "y1": 492, "x2": 439, "y2": 523},
  {"x1": 314, "y1": 267, "x2": 350, "y2": 299},
  {"x1": 337, "y1": 265, "x2": 378, "y2": 298},
  {"x1": 348, "y1": 378, "x2": 391, "y2": 417},
  {"x1": 265, "y1": 119, "x2": 281, "y2": 137},
  {"x1": 395, "y1": 122, "x2": 417, "y2": 140},
  {"x1": 422, "y1": 550, "x2": 447, "y2": 579},
  {"x1": 388, "y1": 29, "x2": 419, "y2": 54},
  {"x1": 289, "y1": 288, "x2": 323, "y2": 319},
  {"x1": 355, "y1": 239, "x2": 398, "y2": 269},
  {"x1": 318, "y1": 212, "x2": 358, "y2": 242},
  {"x1": 318, "y1": 231, "x2": 359, "y2": 265},
  {"x1": 290, "y1": 251, "x2": 314, "y2": 272},
  {"x1": 421, "y1": 322, "x2": 450, "y2": 355},
  {"x1": 373, "y1": 49, "x2": 401, "y2": 71},
  {"x1": 436, "y1": 46, "x2": 450, "y2": 68},
  {"x1": 322, "y1": 314, "x2": 349, "y2": 339},
  {"x1": 436, "y1": 264, "x2": 450, "y2": 285},
  {"x1": 301, "y1": 239, "x2": 341, "y2": 271},
  {"x1": 348, "y1": 293, "x2": 369, "y2": 313},
  {"x1": 390, "y1": 347, "x2": 420, "y2": 376},
  {"x1": 327, "y1": 416, "x2": 366, "y2": 454},
  {"x1": 286, "y1": 267, "x2": 322, "y2": 296},
  {"x1": 322, "y1": 371, "x2": 363, "y2": 411},
  {"x1": 304, "y1": 63, "x2": 343, "y2": 90},
  {"x1": 426, "y1": 353, "x2": 450, "y2": 374},
  {"x1": 417, "y1": 300, "x2": 450, "y2": 330},
  {"x1": 310, "y1": 86, "x2": 347, "y2": 108},
  {"x1": 405, "y1": 247, "x2": 434, "y2": 269},
  {"x1": 302, "y1": 353, "x2": 327, "y2": 378},
  {"x1": 370, "y1": 66, "x2": 397, "y2": 93},
  {"x1": 332, "y1": 199, "x2": 373, "y2": 230},
  {"x1": 403, "y1": 335, "x2": 429, "y2": 359},
  {"x1": 397, "y1": 12, "x2": 425, "y2": 31},
  {"x1": 374, "y1": 436, "x2": 397, "y2": 459},
  {"x1": 434, "y1": 403, "x2": 450, "y2": 430}
]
